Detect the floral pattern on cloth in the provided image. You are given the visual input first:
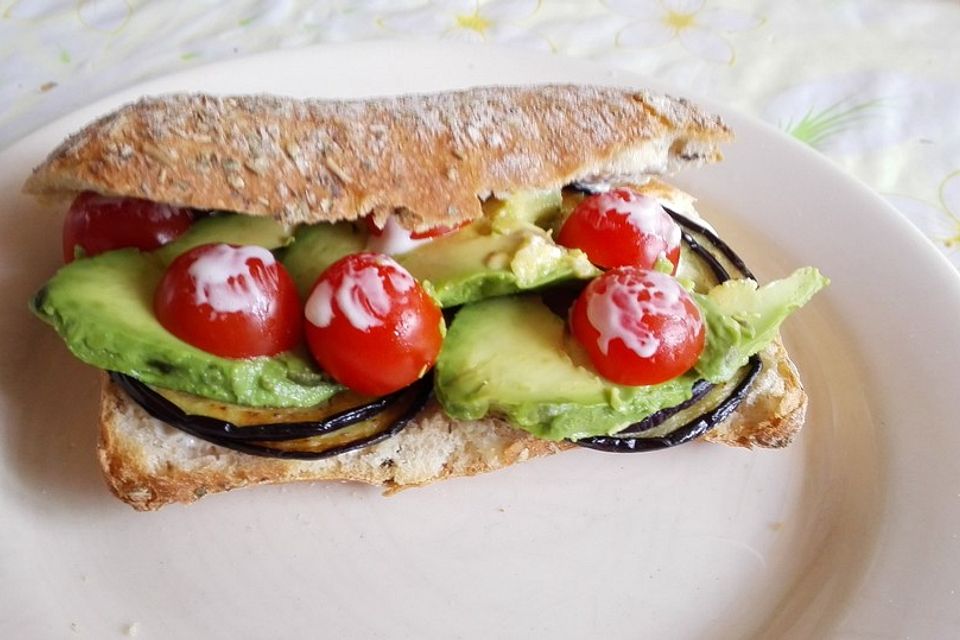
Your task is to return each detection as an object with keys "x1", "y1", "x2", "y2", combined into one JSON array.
[
  {"x1": 607, "y1": 0, "x2": 762, "y2": 65},
  {"x1": 1, "y1": 0, "x2": 958, "y2": 268}
]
